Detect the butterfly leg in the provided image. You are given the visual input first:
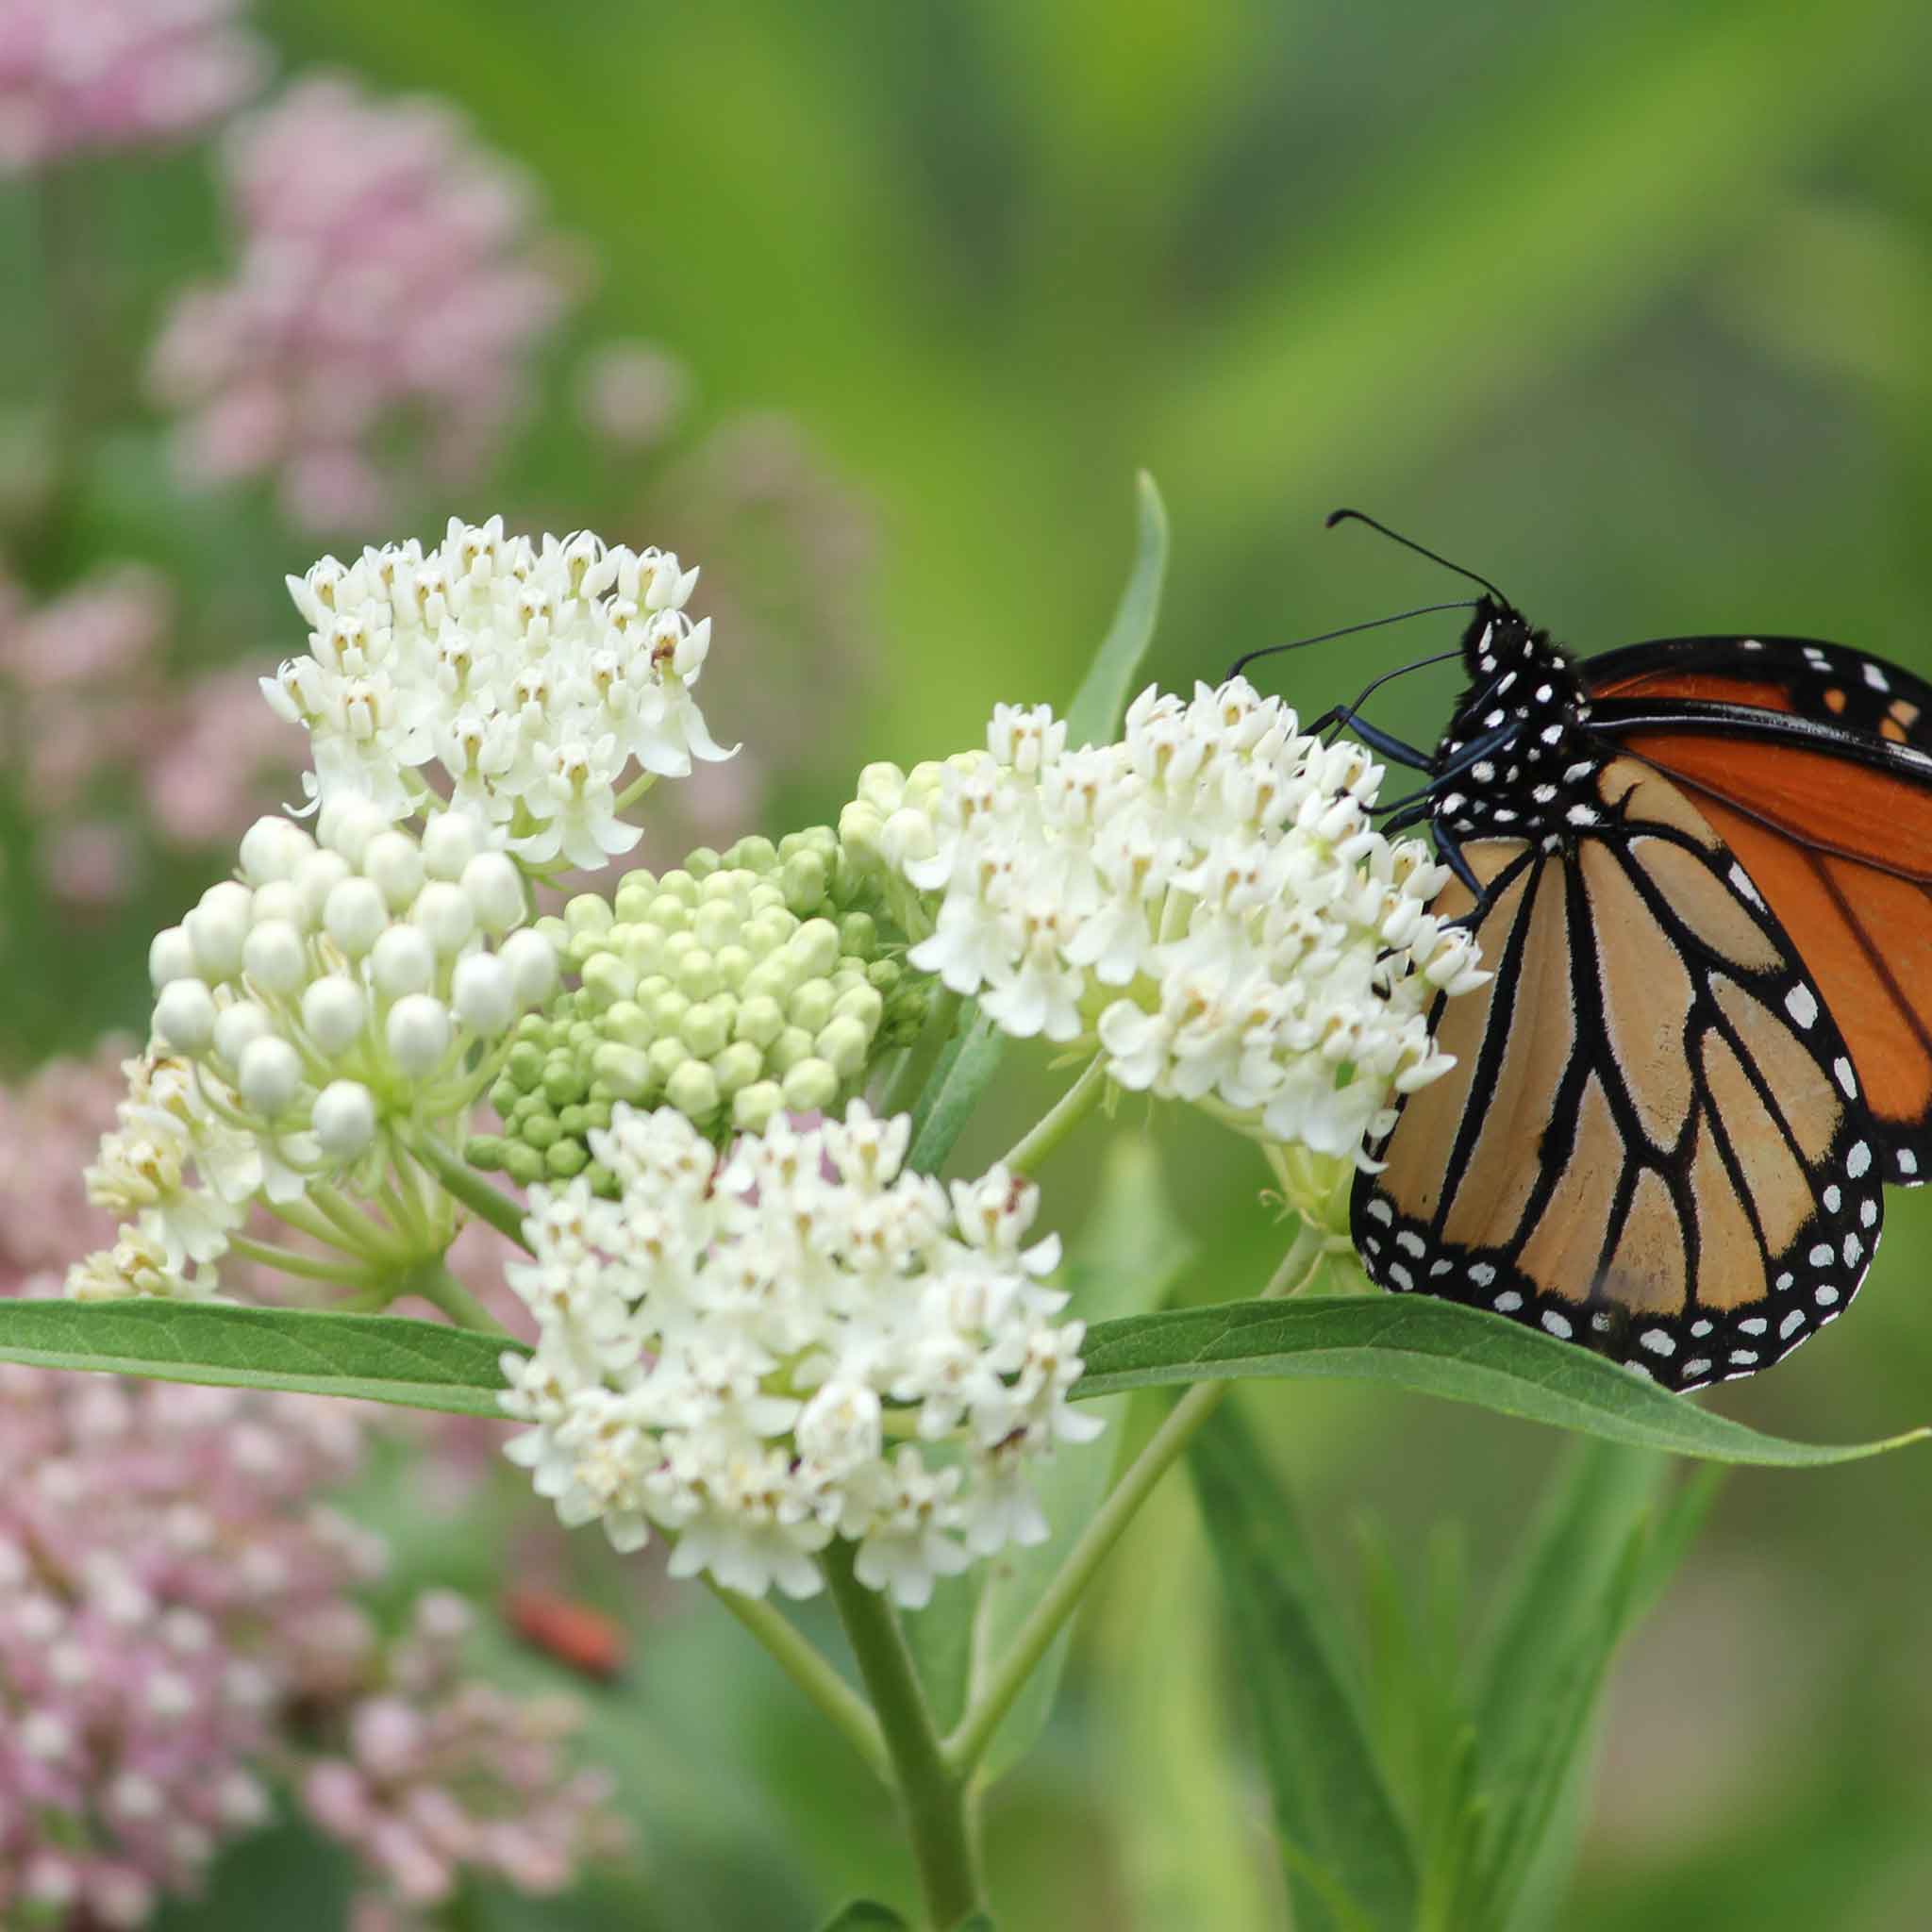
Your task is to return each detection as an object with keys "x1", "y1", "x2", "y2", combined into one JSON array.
[
  {"x1": 1312, "y1": 708, "x2": 1435, "y2": 771},
  {"x1": 1370, "y1": 723, "x2": 1516, "y2": 816}
]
